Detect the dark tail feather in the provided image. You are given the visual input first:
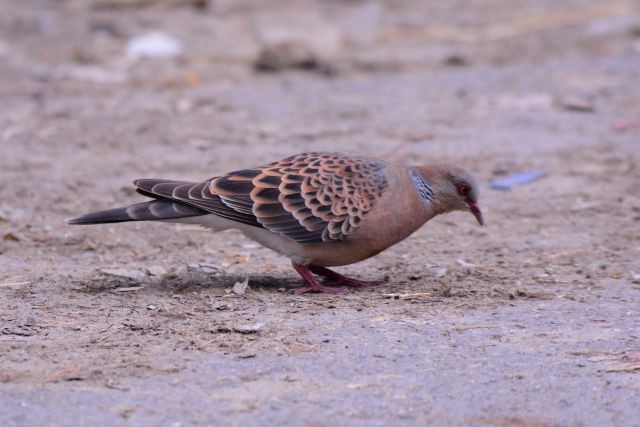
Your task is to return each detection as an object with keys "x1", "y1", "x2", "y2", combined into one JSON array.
[{"x1": 67, "y1": 199, "x2": 207, "y2": 225}]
